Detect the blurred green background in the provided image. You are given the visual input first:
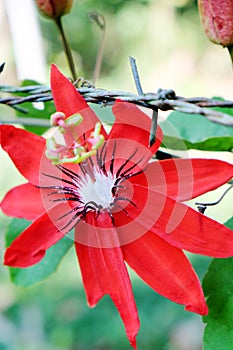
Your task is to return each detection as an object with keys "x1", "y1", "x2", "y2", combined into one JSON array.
[
  {"x1": 0, "y1": 0, "x2": 232, "y2": 349},
  {"x1": 0, "y1": 240, "x2": 211, "y2": 350}
]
